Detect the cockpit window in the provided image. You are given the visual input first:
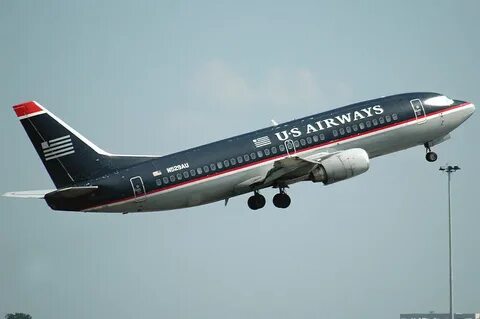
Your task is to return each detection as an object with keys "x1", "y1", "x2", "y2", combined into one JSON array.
[{"x1": 424, "y1": 96, "x2": 454, "y2": 106}]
